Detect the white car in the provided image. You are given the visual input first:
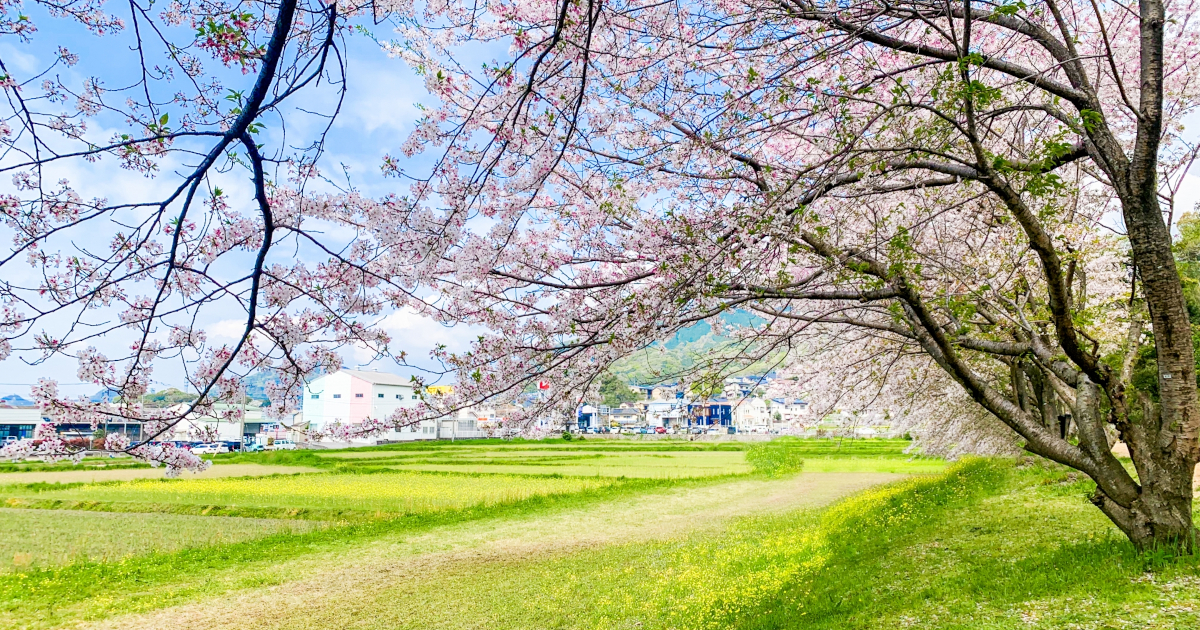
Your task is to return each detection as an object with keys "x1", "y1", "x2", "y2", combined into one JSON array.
[
  {"x1": 267, "y1": 439, "x2": 298, "y2": 451},
  {"x1": 192, "y1": 443, "x2": 229, "y2": 455},
  {"x1": 706, "y1": 428, "x2": 722, "y2": 435}
]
